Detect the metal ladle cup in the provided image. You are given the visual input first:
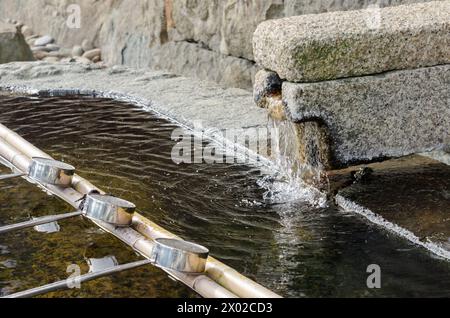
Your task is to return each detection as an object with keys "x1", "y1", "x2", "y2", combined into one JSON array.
[
  {"x1": 82, "y1": 193, "x2": 136, "y2": 226},
  {"x1": 28, "y1": 157, "x2": 75, "y2": 187},
  {"x1": 152, "y1": 238, "x2": 209, "y2": 273}
]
